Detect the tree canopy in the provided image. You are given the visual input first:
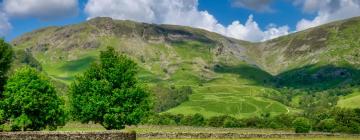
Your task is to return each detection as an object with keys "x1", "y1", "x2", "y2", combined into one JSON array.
[
  {"x1": 0, "y1": 66, "x2": 66, "y2": 131},
  {"x1": 70, "y1": 47, "x2": 152, "y2": 130},
  {"x1": 0, "y1": 39, "x2": 13, "y2": 94}
]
